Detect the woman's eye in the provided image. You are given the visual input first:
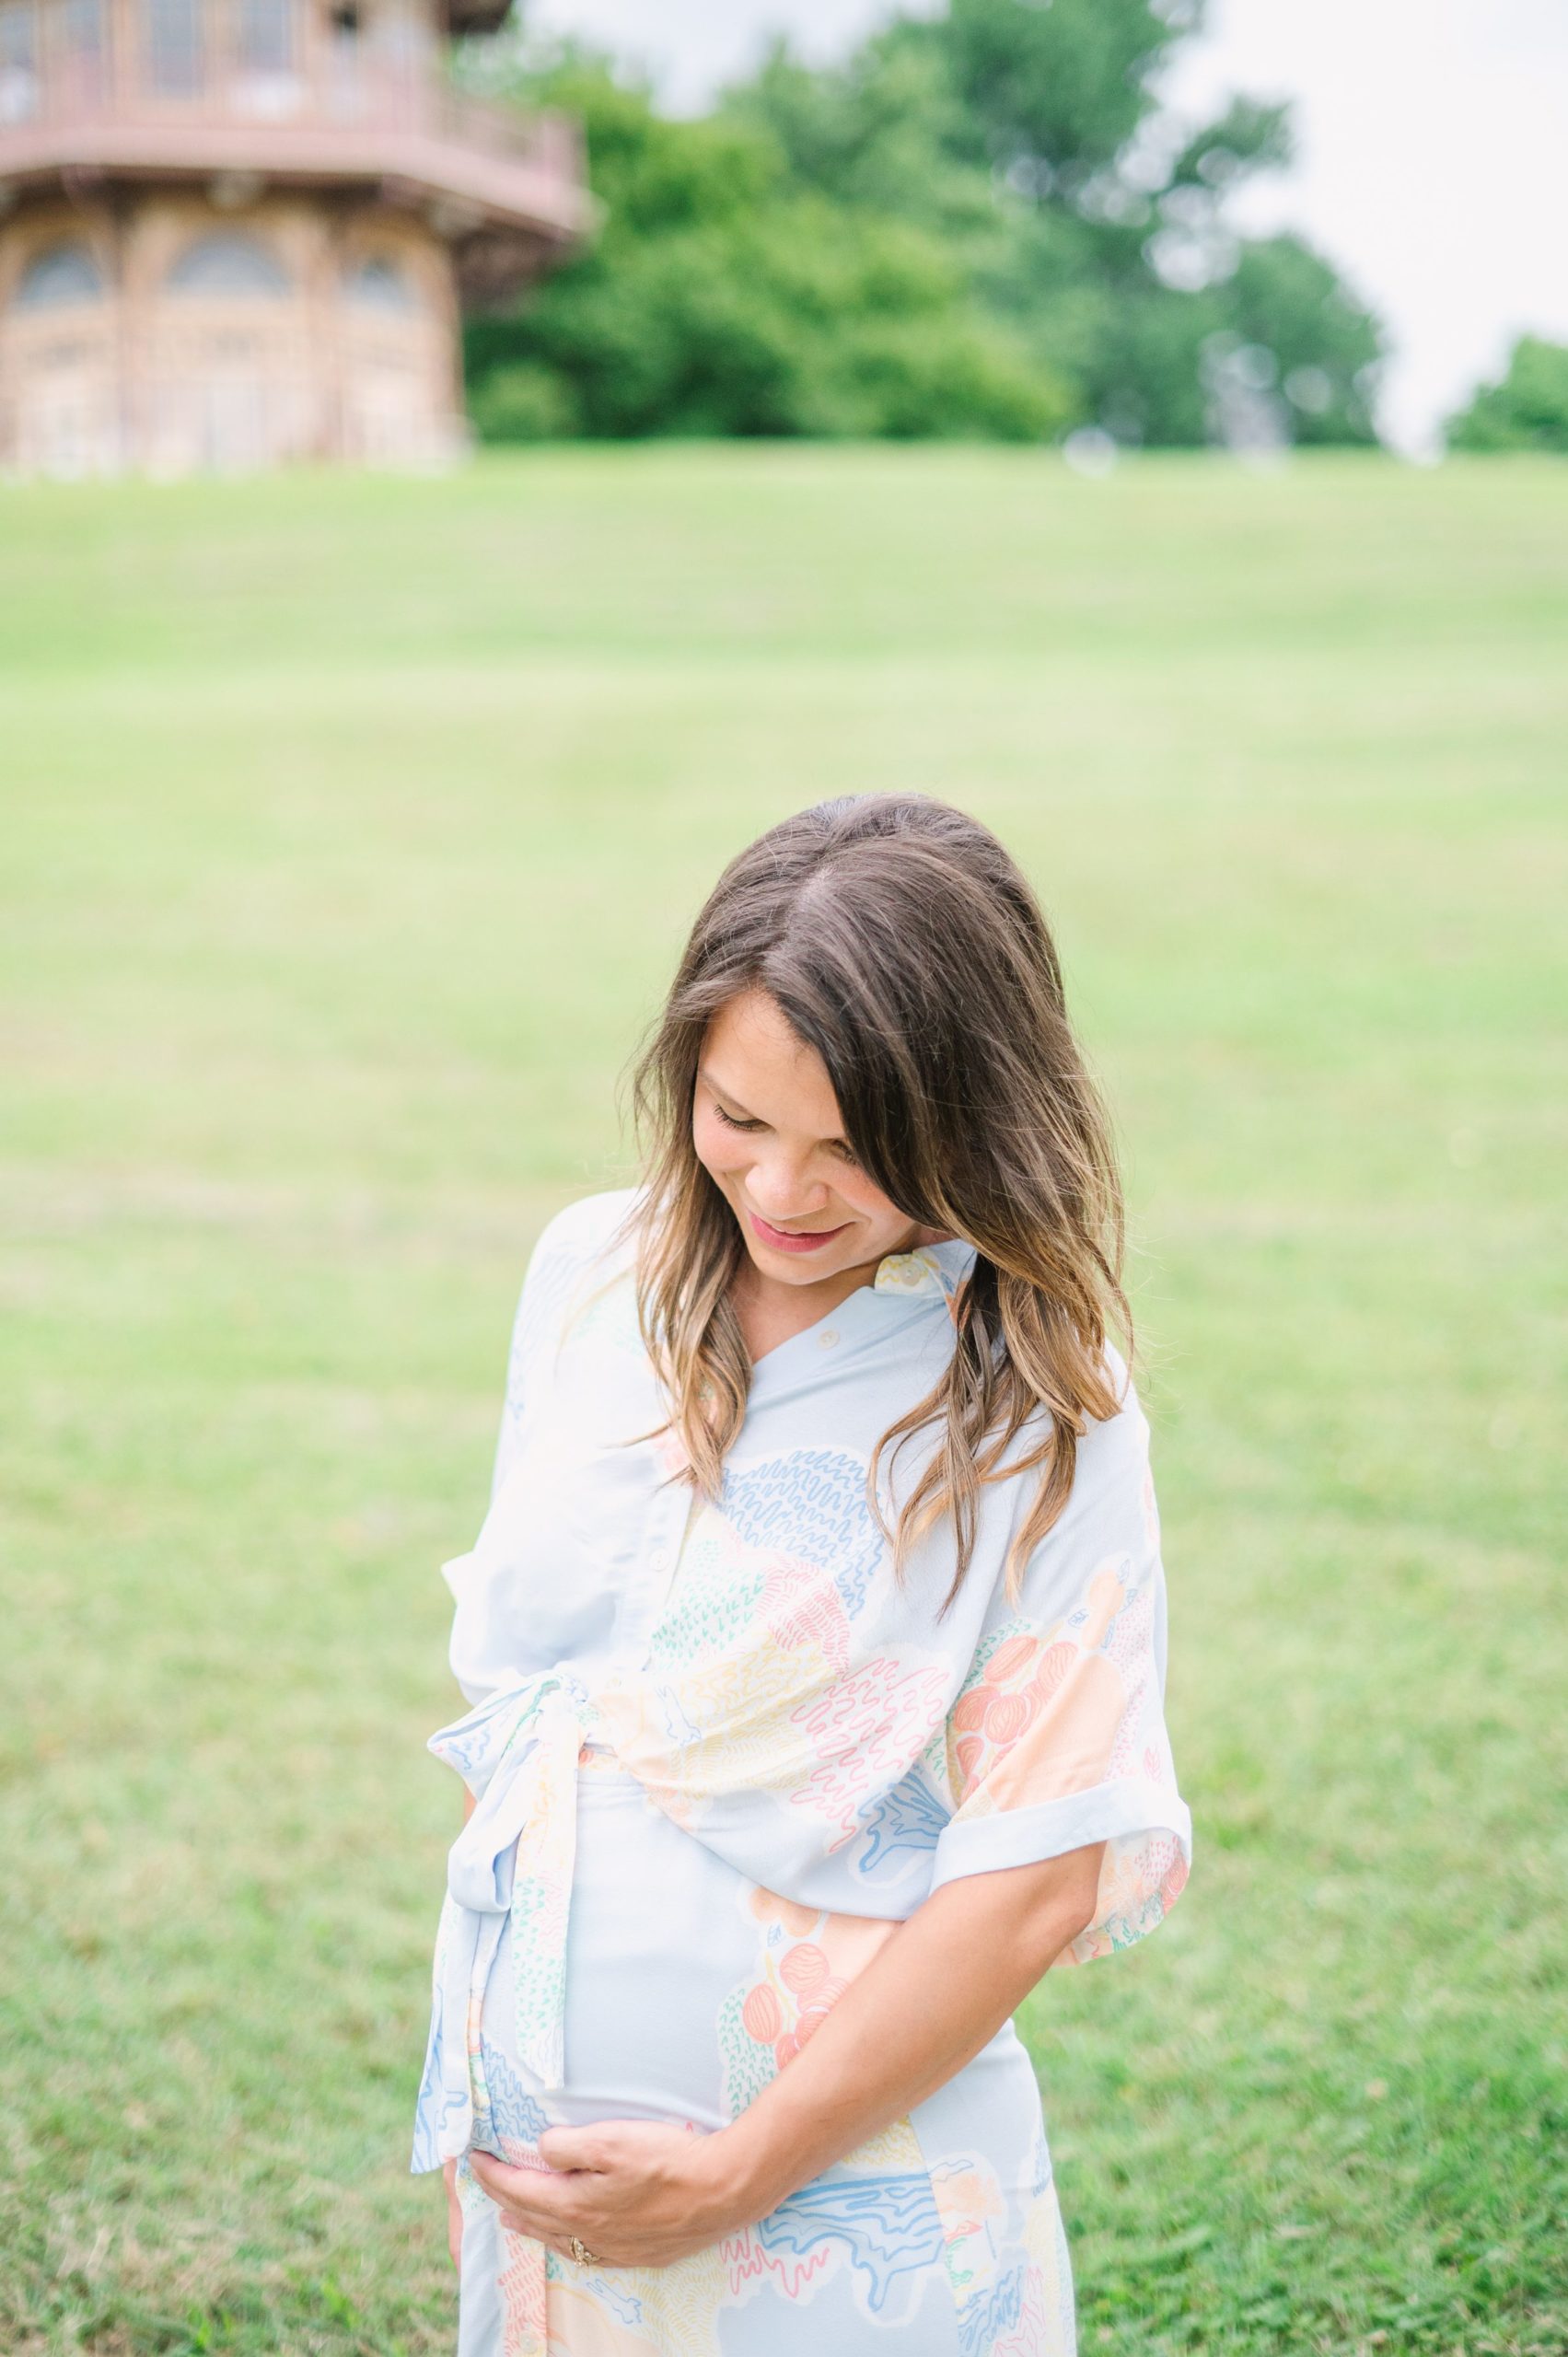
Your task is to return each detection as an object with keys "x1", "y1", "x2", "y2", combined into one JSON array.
[{"x1": 714, "y1": 1105, "x2": 763, "y2": 1132}]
